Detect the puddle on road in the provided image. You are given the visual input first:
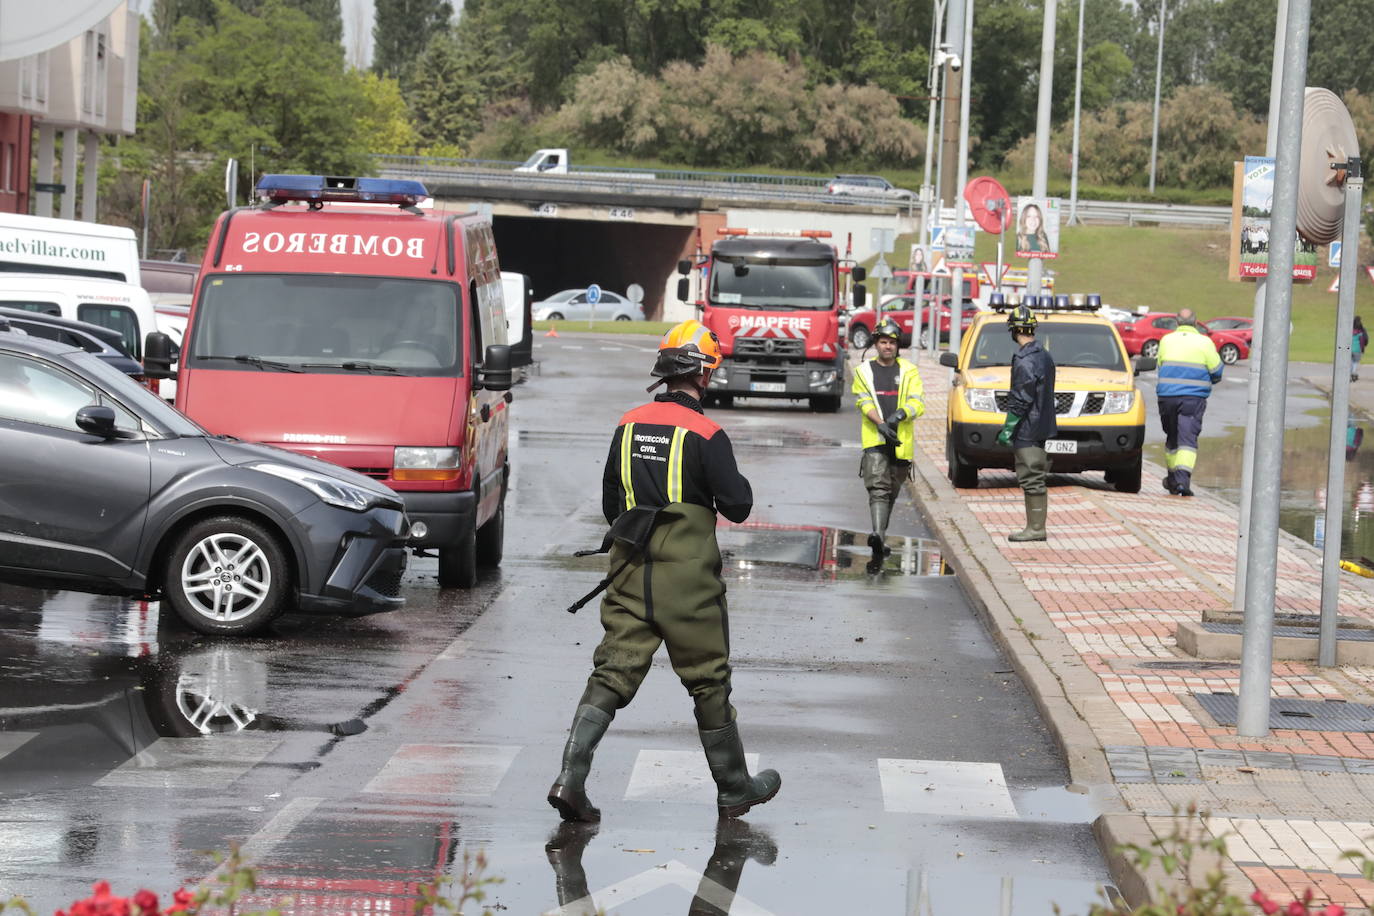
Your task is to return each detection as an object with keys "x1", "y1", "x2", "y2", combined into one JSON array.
[
  {"x1": 717, "y1": 524, "x2": 954, "y2": 579},
  {"x1": 1157, "y1": 405, "x2": 1374, "y2": 563}
]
